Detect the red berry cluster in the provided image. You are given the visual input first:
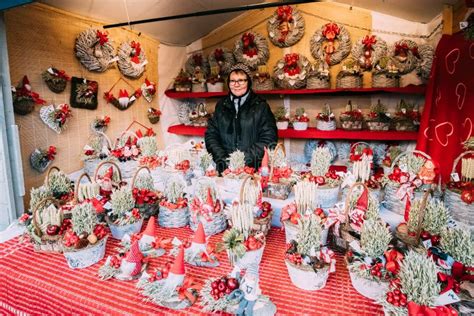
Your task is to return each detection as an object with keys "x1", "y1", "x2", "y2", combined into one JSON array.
[
  {"x1": 258, "y1": 201, "x2": 272, "y2": 219},
  {"x1": 175, "y1": 160, "x2": 190, "y2": 171},
  {"x1": 210, "y1": 277, "x2": 239, "y2": 301},
  {"x1": 57, "y1": 218, "x2": 72, "y2": 235},
  {"x1": 286, "y1": 252, "x2": 303, "y2": 265},
  {"x1": 386, "y1": 289, "x2": 407, "y2": 307},
  {"x1": 148, "y1": 262, "x2": 172, "y2": 282},
  {"x1": 370, "y1": 262, "x2": 384, "y2": 278},
  {"x1": 243, "y1": 235, "x2": 264, "y2": 251}
]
